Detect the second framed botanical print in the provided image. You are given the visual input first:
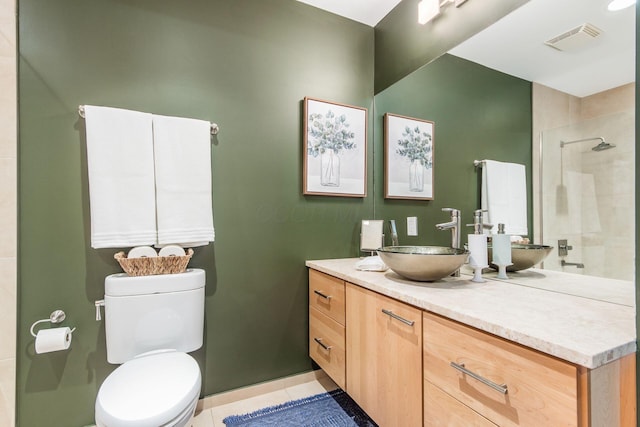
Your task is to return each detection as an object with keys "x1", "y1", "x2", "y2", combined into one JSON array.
[{"x1": 384, "y1": 113, "x2": 434, "y2": 200}]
